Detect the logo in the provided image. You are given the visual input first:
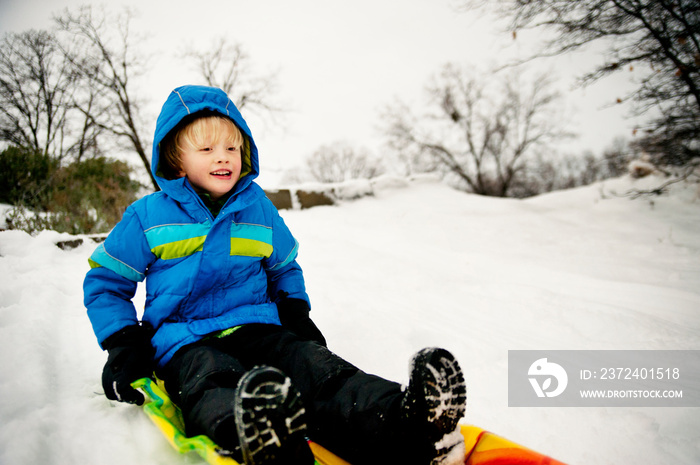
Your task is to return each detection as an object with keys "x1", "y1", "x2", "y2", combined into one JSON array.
[{"x1": 528, "y1": 358, "x2": 568, "y2": 398}]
